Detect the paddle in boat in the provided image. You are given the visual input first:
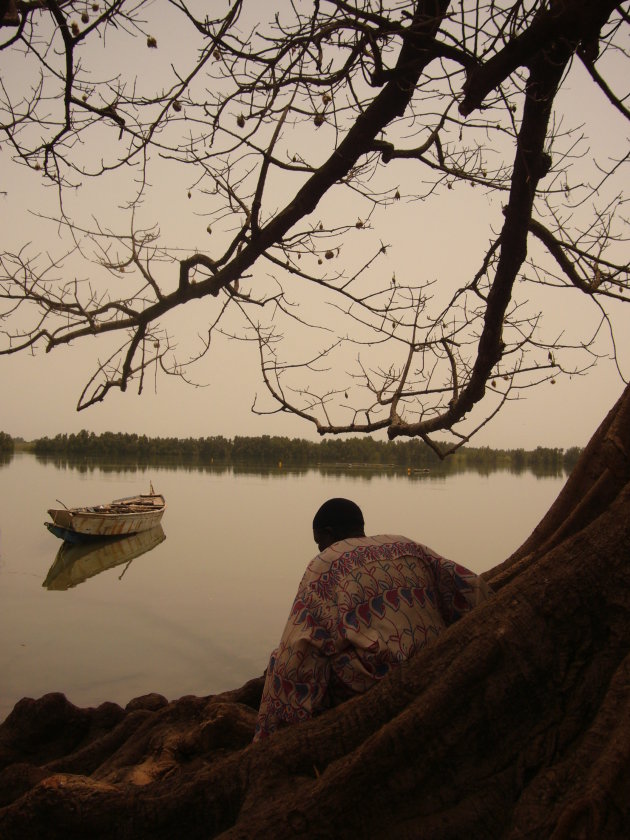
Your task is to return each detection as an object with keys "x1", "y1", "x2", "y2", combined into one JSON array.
[{"x1": 45, "y1": 484, "x2": 166, "y2": 543}]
